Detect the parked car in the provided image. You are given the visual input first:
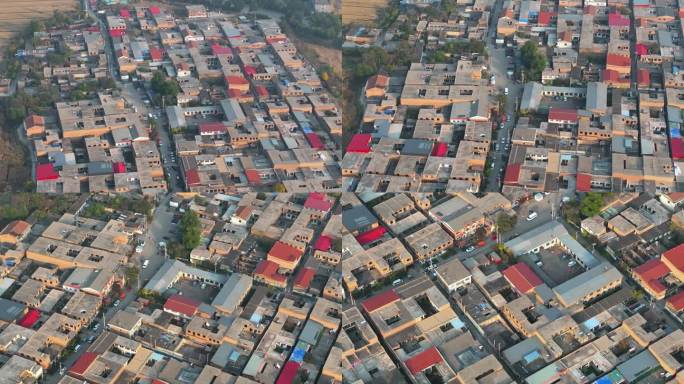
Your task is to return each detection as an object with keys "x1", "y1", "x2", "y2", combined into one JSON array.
[
  {"x1": 465, "y1": 246, "x2": 476, "y2": 253},
  {"x1": 527, "y1": 211, "x2": 538, "y2": 221}
]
